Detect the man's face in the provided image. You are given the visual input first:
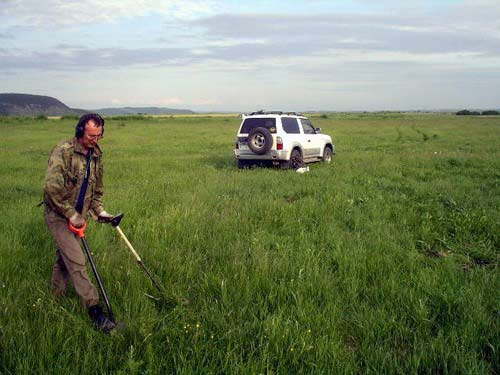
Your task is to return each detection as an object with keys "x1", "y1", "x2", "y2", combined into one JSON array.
[{"x1": 80, "y1": 120, "x2": 102, "y2": 150}]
